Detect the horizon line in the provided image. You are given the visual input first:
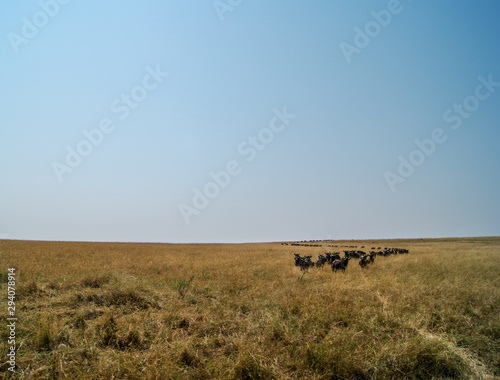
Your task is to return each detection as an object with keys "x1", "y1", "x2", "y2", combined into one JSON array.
[{"x1": 1, "y1": 235, "x2": 498, "y2": 245}]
